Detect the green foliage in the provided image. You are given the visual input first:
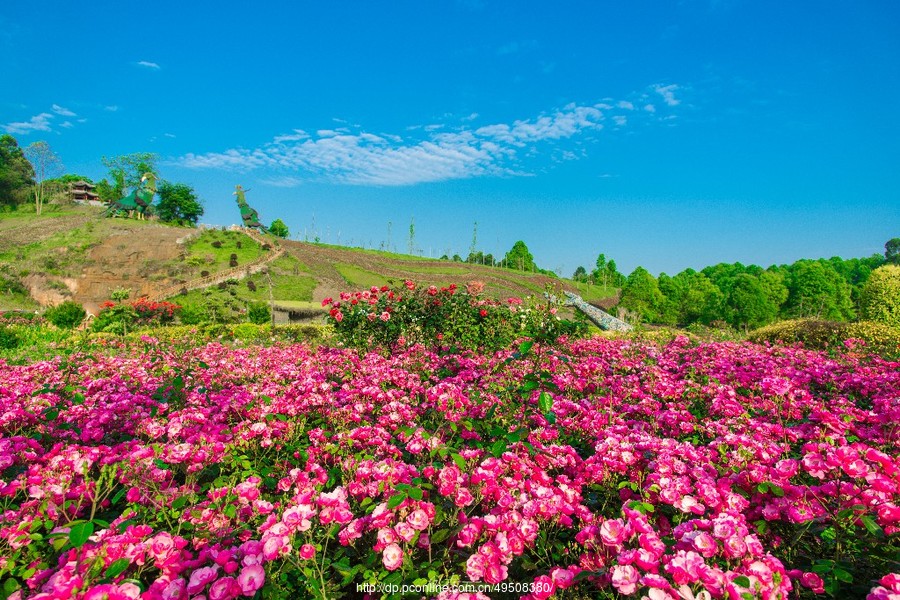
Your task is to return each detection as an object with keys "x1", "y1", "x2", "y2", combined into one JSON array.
[
  {"x1": 155, "y1": 182, "x2": 204, "y2": 226},
  {"x1": 860, "y1": 265, "x2": 900, "y2": 328},
  {"x1": 785, "y1": 260, "x2": 854, "y2": 321},
  {"x1": 247, "y1": 302, "x2": 271, "y2": 325},
  {"x1": 178, "y1": 303, "x2": 208, "y2": 325},
  {"x1": 101, "y1": 153, "x2": 158, "y2": 193},
  {"x1": 269, "y1": 218, "x2": 289, "y2": 238},
  {"x1": 0, "y1": 134, "x2": 35, "y2": 209},
  {"x1": 750, "y1": 318, "x2": 900, "y2": 359},
  {"x1": 44, "y1": 300, "x2": 86, "y2": 329},
  {"x1": 724, "y1": 273, "x2": 780, "y2": 330},
  {"x1": 885, "y1": 238, "x2": 900, "y2": 264},
  {"x1": 658, "y1": 270, "x2": 723, "y2": 326},
  {"x1": 503, "y1": 240, "x2": 536, "y2": 271},
  {"x1": 619, "y1": 267, "x2": 666, "y2": 323},
  {"x1": 326, "y1": 282, "x2": 586, "y2": 354},
  {"x1": 0, "y1": 326, "x2": 21, "y2": 350}
]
